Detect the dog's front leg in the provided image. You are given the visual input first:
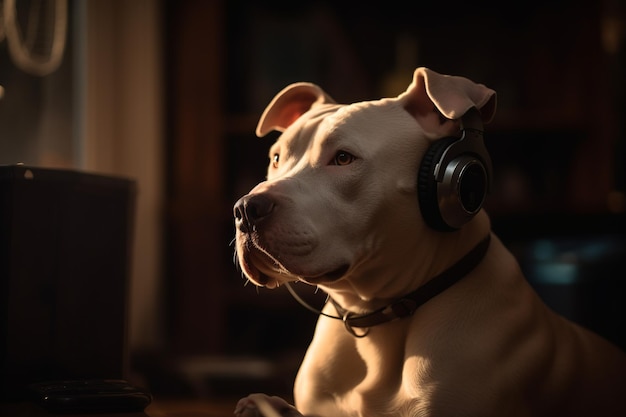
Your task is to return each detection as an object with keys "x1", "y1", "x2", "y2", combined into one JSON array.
[{"x1": 235, "y1": 393, "x2": 304, "y2": 417}]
